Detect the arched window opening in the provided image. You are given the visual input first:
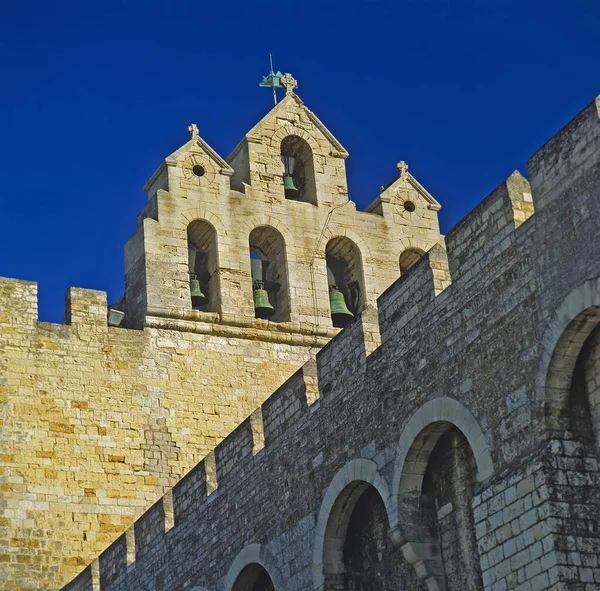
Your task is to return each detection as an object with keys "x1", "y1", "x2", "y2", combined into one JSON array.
[
  {"x1": 419, "y1": 427, "x2": 482, "y2": 591},
  {"x1": 280, "y1": 135, "x2": 317, "y2": 205},
  {"x1": 342, "y1": 486, "x2": 423, "y2": 590},
  {"x1": 232, "y1": 564, "x2": 274, "y2": 591},
  {"x1": 399, "y1": 248, "x2": 425, "y2": 275},
  {"x1": 321, "y1": 479, "x2": 423, "y2": 590},
  {"x1": 187, "y1": 220, "x2": 220, "y2": 312},
  {"x1": 326, "y1": 237, "x2": 364, "y2": 328},
  {"x1": 249, "y1": 226, "x2": 290, "y2": 322},
  {"x1": 568, "y1": 324, "x2": 600, "y2": 452}
]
